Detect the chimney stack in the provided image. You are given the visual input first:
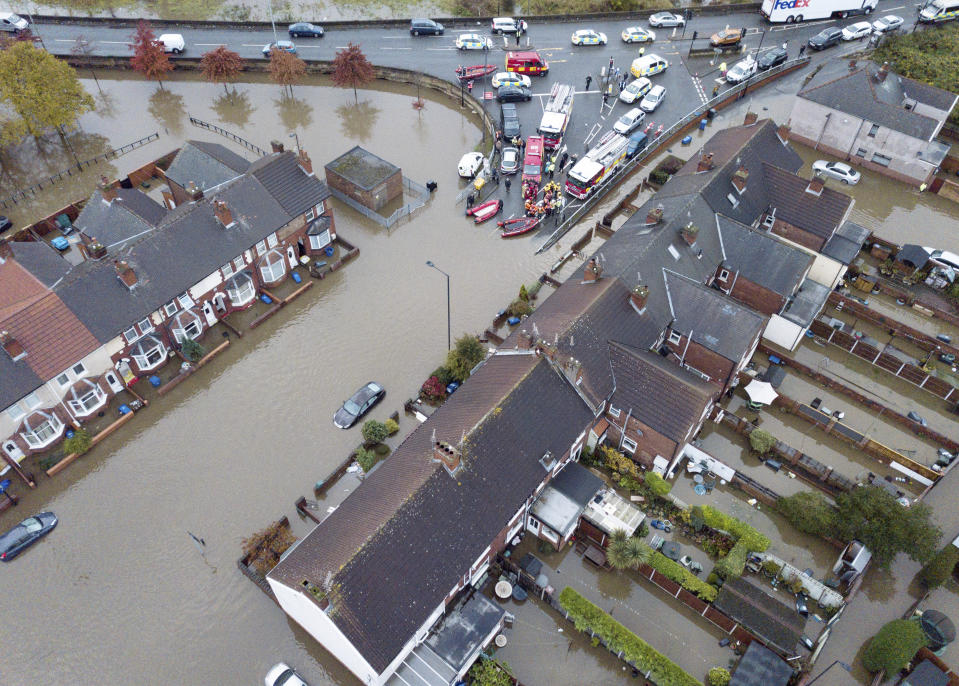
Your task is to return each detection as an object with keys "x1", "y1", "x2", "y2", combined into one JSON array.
[
  {"x1": 582, "y1": 257, "x2": 603, "y2": 283},
  {"x1": 776, "y1": 124, "x2": 791, "y2": 145},
  {"x1": 99, "y1": 175, "x2": 117, "y2": 203},
  {"x1": 86, "y1": 237, "x2": 106, "y2": 260},
  {"x1": 630, "y1": 284, "x2": 649, "y2": 314},
  {"x1": 697, "y1": 152, "x2": 714, "y2": 173},
  {"x1": 432, "y1": 440, "x2": 462, "y2": 476},
  {"x1": 646, "y1": 205, "x2": 664, "y2": 226},
  {"x1": 271, "y1": 140, "x2": 285, "y2": 153},
  {"x1": 213, "y1": 200, "x2": 235, "y2": 228},
  {"x1": 186, "y1": 181, "x2": 203, "y2": 202},
  {"x1": 806, "y1": 174, "x2": 825, "y2": 197},
  {"x1": 561, "y1": 356, "x2": 583, "y2": 386},
  {"x1": 680, "y1": 222, "x2": 699, "y2": 247},
  {"x1": 517, "y1": 330, "x2": 534, "y2": 350},
  {"x1": 731, "y1": 165, "x2": 749, "y2": 194},
  {"x1": 0, "y1": 330, "x2": 26, "y2": 361},
  {"x1": 298, "y1": 149, "x2": 313, "y2": 175},
  {"x1": 114, "y1": 260, "x2": 138, "y2": 289},
  {"x1": 0, "y1": 238, "x2": 11, "y2": 262},
  {"x1": 744, "y1": 111, "x2": 759, "y2": 126},
  {"x1": 876, "y1": 62, "x2": 889, "y2": 82}
]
